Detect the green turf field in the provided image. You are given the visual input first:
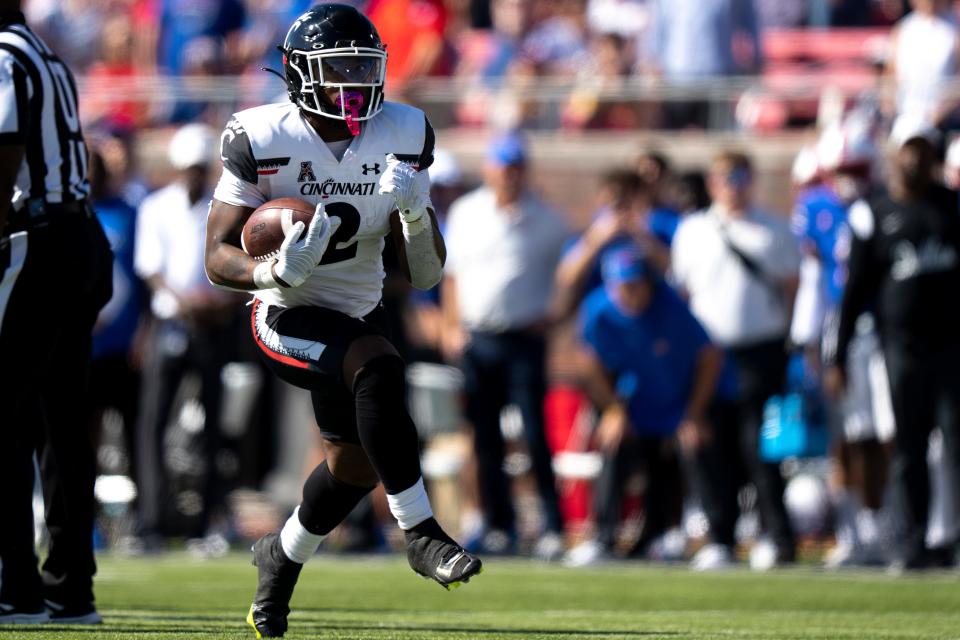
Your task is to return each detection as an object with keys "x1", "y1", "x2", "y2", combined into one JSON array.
[{"x1": 1, "y1": 554, "x2": 958, "y2": 639}]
